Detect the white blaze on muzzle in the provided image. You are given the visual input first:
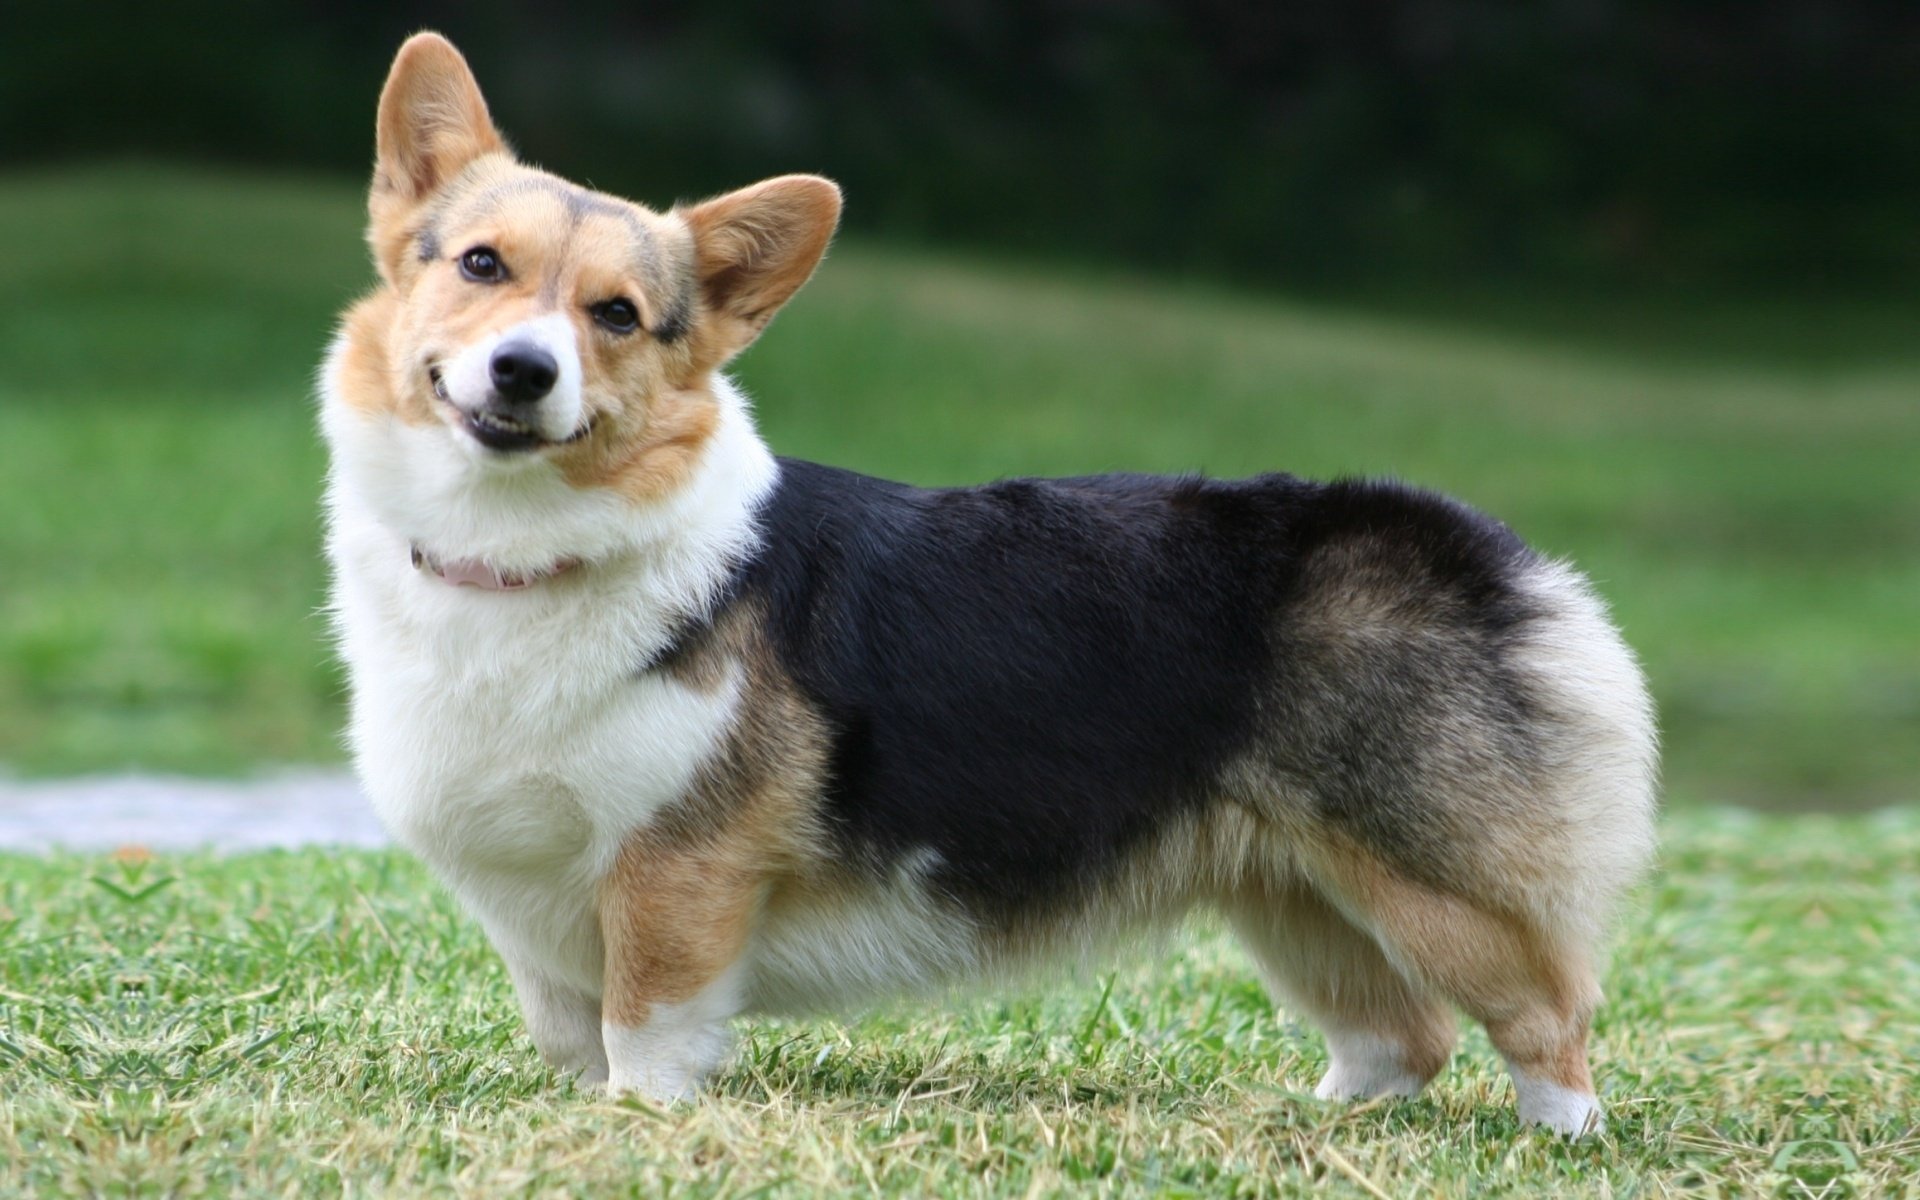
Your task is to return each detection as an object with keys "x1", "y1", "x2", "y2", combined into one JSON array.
[{"x1": 440, "y1": 312, "x2": 585, "y2": 446}]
